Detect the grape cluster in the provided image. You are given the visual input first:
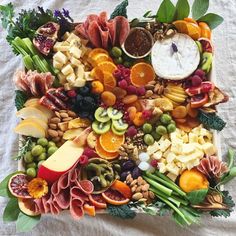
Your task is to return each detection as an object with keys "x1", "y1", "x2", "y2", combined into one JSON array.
[
  {"x1": 113, "y1": 65, "x2": 146, "y2": 96},
  {"x1": 184, "y1": 69, "x2": 207, "y2": 88},
  {"x1": 68, "y1": 83, "x2": 100, "y2": 121}
]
